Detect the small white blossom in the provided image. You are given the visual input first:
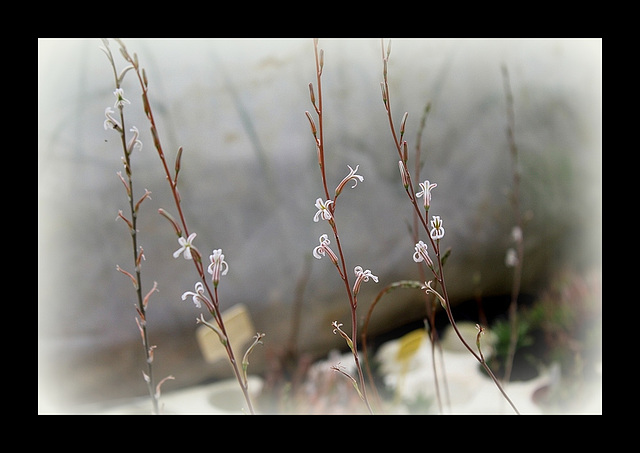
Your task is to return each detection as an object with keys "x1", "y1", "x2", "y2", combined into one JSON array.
[
  {"x1": 313, "y1": 233, "x2": 338, "y2": 264},
  {"x1": 113, "y1": 88, "x2": 131, "y2": 108},
  {"x1": 353, "y1": 265, "x2": 378, "y2": 296},
  {"x1": 207, "y1": 249, "x2": 229, "y2": 287},
  {"x1": 103, "y1": 107, "x2": 121, "y2": 131},
  {"x1": 430, "y1": 215, "x2": 445, "y2": 240},
  {"x1": 505, "y1": 248, "x2": 518, "y2": 267},
  {"x1": 416, "y1": 180, "x2": 437, "y2": 209},
  {"x1": 182, "y1": 282, "x2": 206, "y2": 309},
  {"x1": 313, "y1": 198, "x2": 334, "y2": 222},
  {"x1": 335, "y1": 164, "x2": 364, "y2": 196},
  {"x1": 173, "y1": 232, "x2": 197, "y2": 259},
  {"x1": 413, "y1": 240, "x2": 434, "y2": 268},
  {"x1": 511, "y1": 226, "x2": 523, "y2": 243},
  {"x1": 127, "y1": 126, "x2": 143, "y2": 152}
]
